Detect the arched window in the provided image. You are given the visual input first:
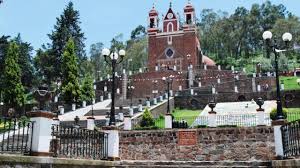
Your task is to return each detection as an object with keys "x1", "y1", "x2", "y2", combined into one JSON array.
[{"x1": 167, "y1": 22, "x2": 174, "y2": 32}]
